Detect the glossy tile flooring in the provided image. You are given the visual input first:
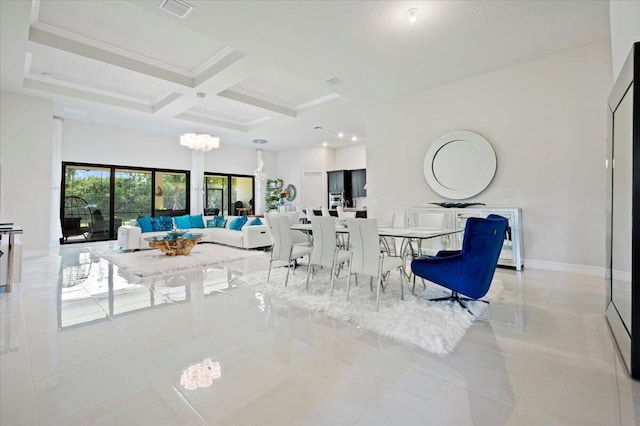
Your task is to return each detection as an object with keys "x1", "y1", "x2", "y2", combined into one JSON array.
[{"x1": 1, "y1": 242, "x2": 638, "y2": 425}]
